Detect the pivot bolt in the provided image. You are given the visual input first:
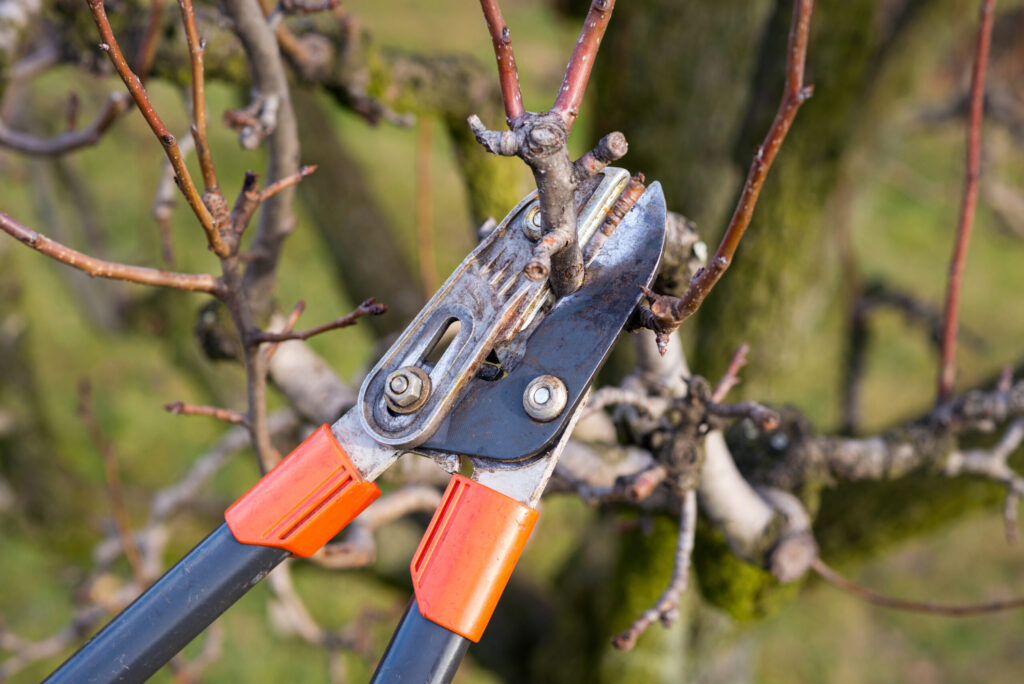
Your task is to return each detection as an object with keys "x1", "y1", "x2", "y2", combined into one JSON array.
[
  {"x1": 523, "y1": 375, "x2": 568, "y2": 422},
  {"x1": 385, "y1": 366, "x2": 431, "y2": 414},
  {"x1": 522, "y1": 205, "x2": 543, "y2": 241}
]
